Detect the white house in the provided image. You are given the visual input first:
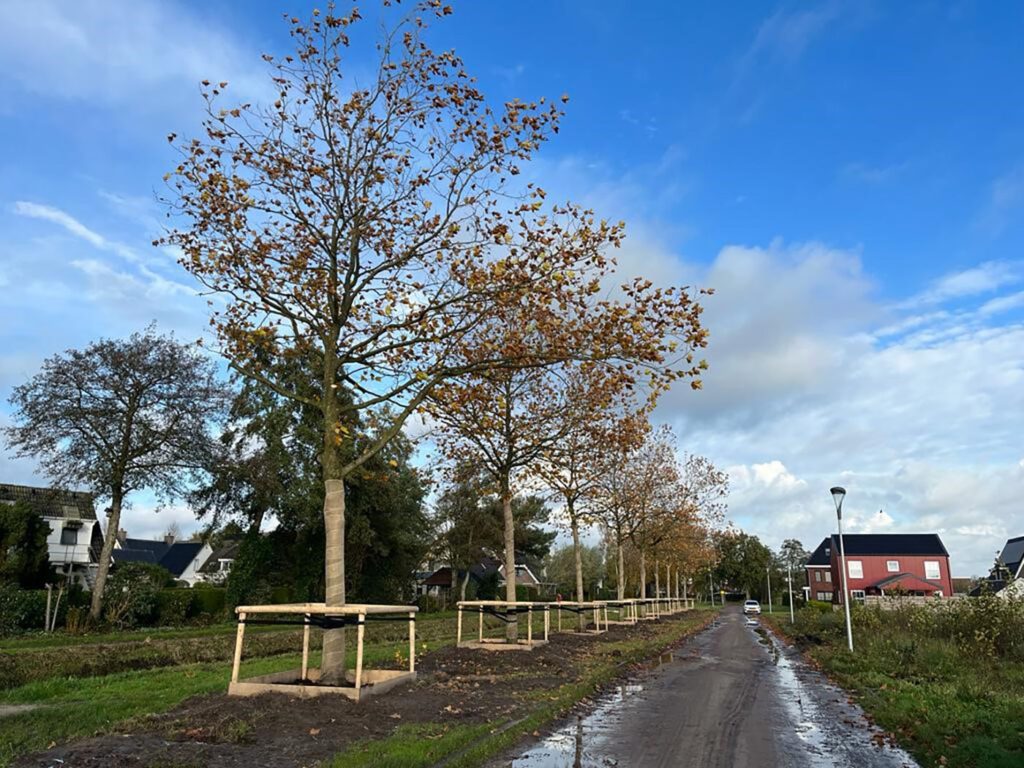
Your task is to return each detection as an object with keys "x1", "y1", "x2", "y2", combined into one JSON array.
[{"x1": 0, "y1": 483, "x2": 104, "y2": 588}]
